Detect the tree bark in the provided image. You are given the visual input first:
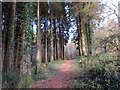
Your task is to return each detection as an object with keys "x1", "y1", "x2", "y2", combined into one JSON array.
[
  {"x1": 3, "y1": 2, "x2": 16, "y2": 75},
  {"x1": 50, "y1": 17, "x2": 54, "y2": 61},
  {"x1": 14, "y1": 18, "x2": 21, "y2": 71},
  {"x1": 2, "y1": 11, "x2": 9, "y2": 72},
  {"x1": 36, "y1": 1, "x2": 42, "y2": 73},
  {"x1": 45, "y1": 20, "x2": 48, "y2": 63},
  {"x1": 0, "y1": 35, "x2": 1, "y2": 89},
  {"x1": 81, "y1": 19, "x2": 87, "y2": 56},
  {"x1": 58, "y1": 19, "x2": 62, "y2": 59},
  {"x1": 61, "y1": 21, "x2": 65, "y2": 59},
  {"x1": 20, "y1": 3, "x2": 31, "y2": 75},
  {"x1": 53, "y1": 19, "x2": 57, "y2": 60},
  {"x1": 76, "y1": 16, "x2": 83, "y2": 56},
  {"x1": 86, "y1": 20, "x2": 92, "y2": 55}
]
